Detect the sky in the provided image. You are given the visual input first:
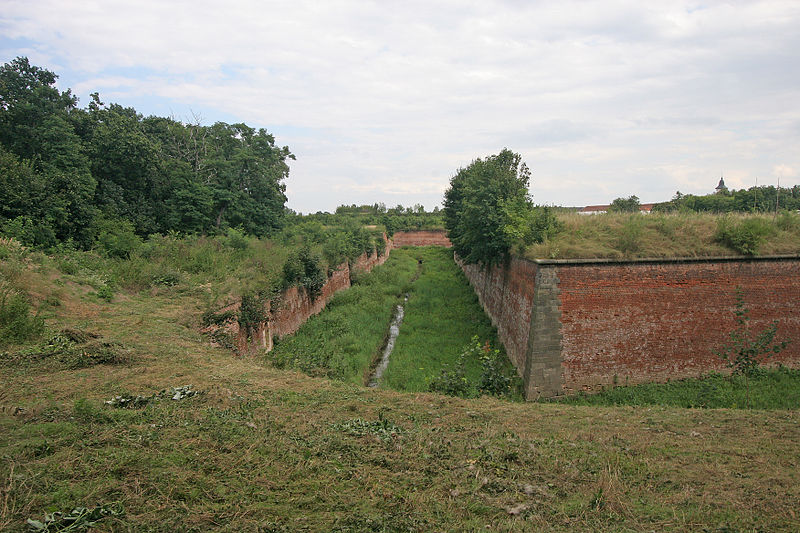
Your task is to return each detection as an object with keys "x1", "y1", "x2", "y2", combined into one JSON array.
[{"x1": 2, "y1": 1, "x2": 799, "y2": 213}]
